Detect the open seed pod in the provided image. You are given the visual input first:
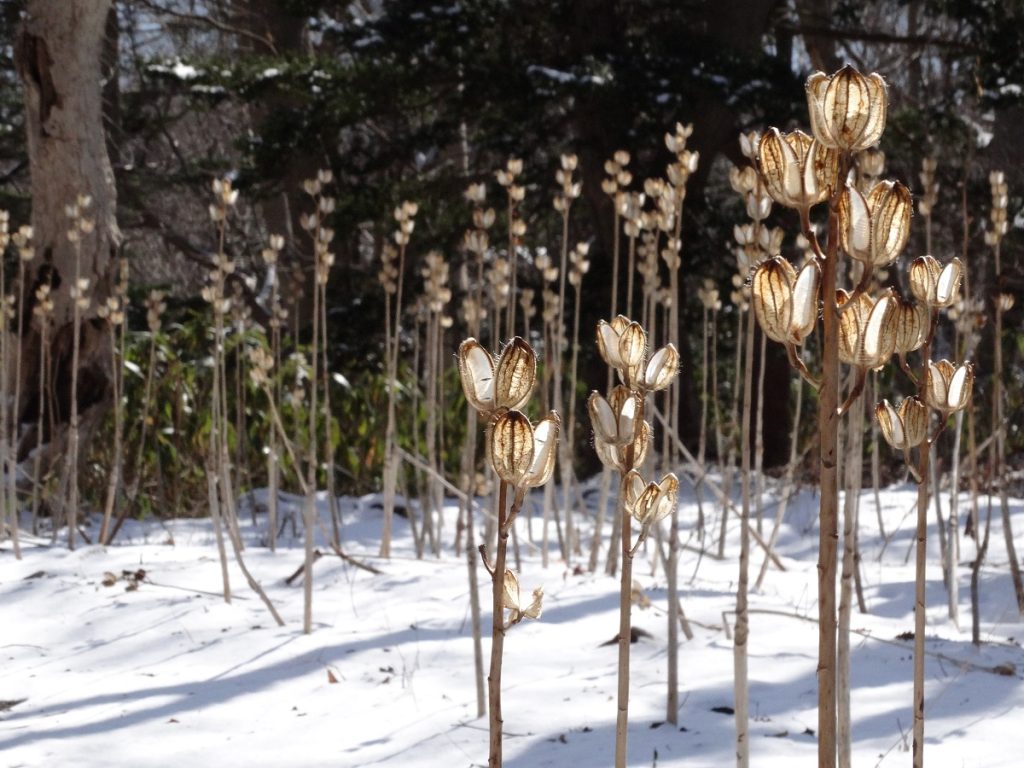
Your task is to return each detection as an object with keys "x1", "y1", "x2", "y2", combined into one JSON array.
[
  {"x1": 622, "y1": 470, "x2": 680, "y2": 527},
  {"x1": 751, "y1": 256, "x2": 820, "y2": 345},
  {"x1": 594, "y1": 419, "x2": 650, "y2": 474},
  {"x1": 487, "y1": 410, "x2": 560, "y2": 488},
  {"x1": 503, "y1": 569, "x2": 543, "y2": 624},
  {"x1": 588, "y1": 385, "x2": 640, "y2": 447},
  {"x1": 838, "y1": 180, "x2": 912, "y2": 268},
  {"x1": 458, "y1": 336, "x2": 536, "y2": 416},
  {"x1": 806, "y1": 65, "x2": 887, "y2": 153},
  {"x1": 923, "y1": 360, "x2": 974, "y2": 415},
  {"x1": 757, "y1": 128, "x2": 838, "y2": 211},
  {"x1": 909, "y1": 256, "x2": 963, "y2": 309},
  {"x1": 875, "y1": 397, "x2": 928, "y2": 450},
  {"x1": 837, "y1": 289, "x2": 897, "y2": 369}
]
